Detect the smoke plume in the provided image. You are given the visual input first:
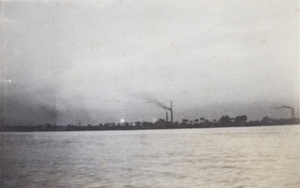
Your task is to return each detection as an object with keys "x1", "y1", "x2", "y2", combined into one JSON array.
[
  {"x1": 281, "y1": 105, "x2": 293, "y2": 109},
  {"x1": 137, "y1": 94, "x2": 171, "y2": 111},
  {"x1": 151, "y1": 100, "x2": 171, "y2": 111}
]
